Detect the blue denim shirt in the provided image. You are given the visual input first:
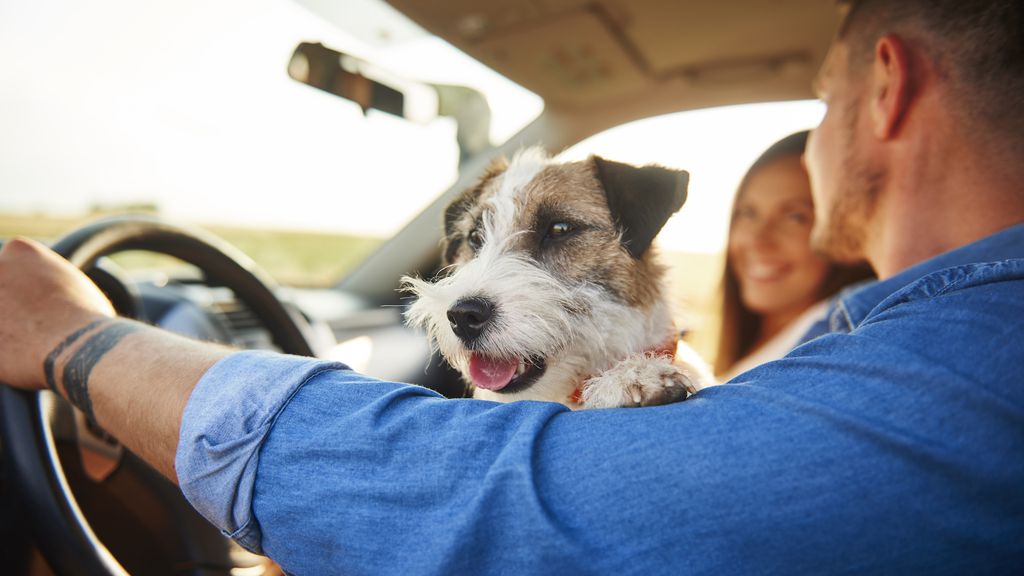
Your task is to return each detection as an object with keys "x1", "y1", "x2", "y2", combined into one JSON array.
[{"x1": 177, "y1": 224, "x2": 1024, "y2": 575}]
